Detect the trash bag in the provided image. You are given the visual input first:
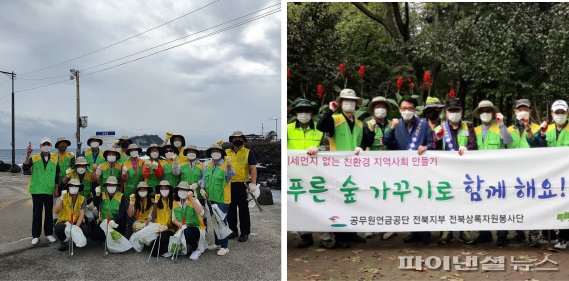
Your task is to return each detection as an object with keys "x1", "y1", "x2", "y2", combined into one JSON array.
[
  {"x1": 129, "y1": 222, "x2": 160, "y2": 252},
  {"x1": 64, "y1": 222, "x2": 87, "y2": 247},
  {"x1": 163, "y1": 229, "x2": 187, "y2": 257},
  {"x1": 207, "y1": 203, "x2": 232, "y2": 240},
  {"x1": 99, "y1": 220, "x2": 132, "y2": 253}
]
